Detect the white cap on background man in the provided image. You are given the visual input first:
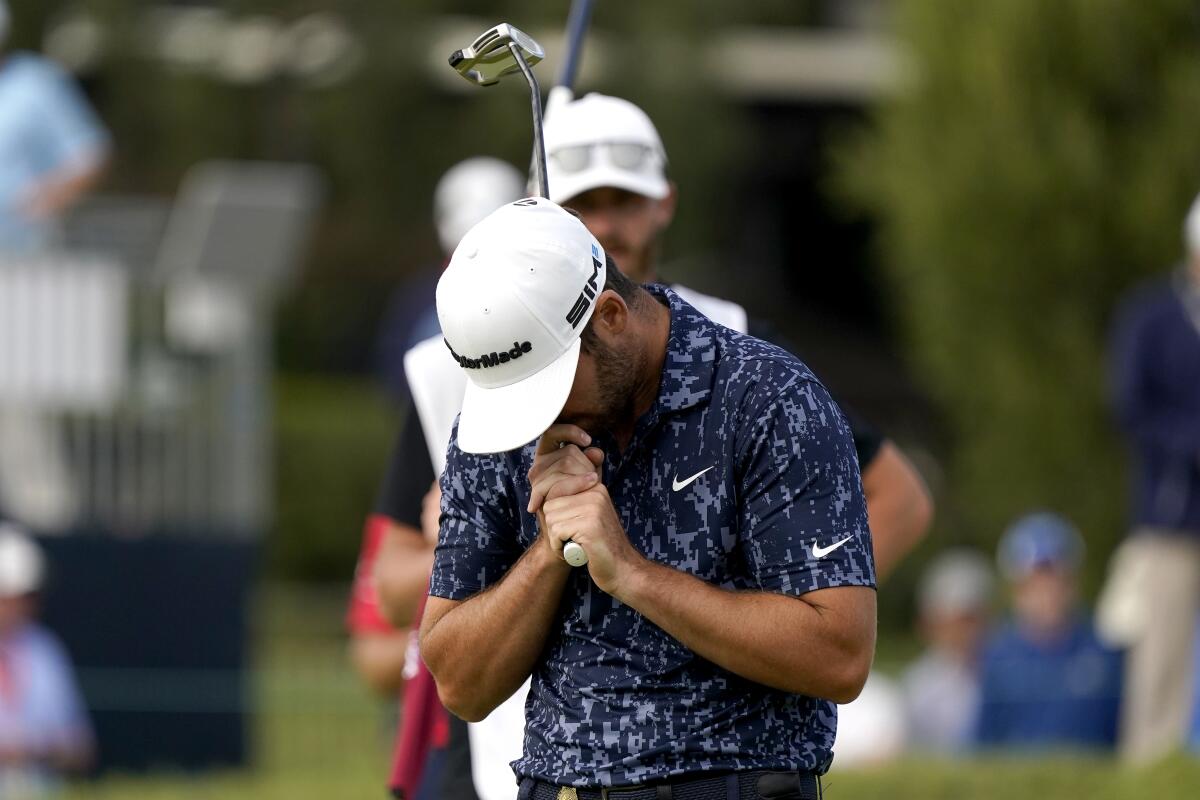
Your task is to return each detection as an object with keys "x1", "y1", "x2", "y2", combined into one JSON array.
[
  {"x1": 543, "y1": 93, "x2": 669, "y2": 206},
  {"x1": 0, "y1": 522, "x2": 45, "y2": 598},
  {"x1": 436, "y1": 198, "x2": 605, "y2": 454},
  {"x1": 1185, "y1": 191, "x2": 1200, "y2": 257},
  {"x1": 433, "y1": 157, "x2": 525, "y2": 255}
]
